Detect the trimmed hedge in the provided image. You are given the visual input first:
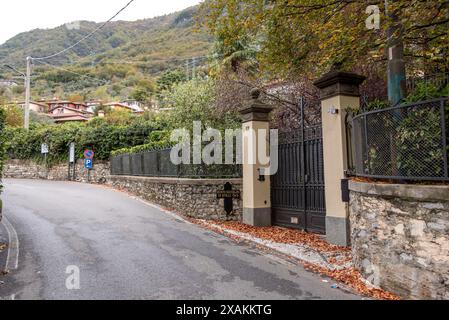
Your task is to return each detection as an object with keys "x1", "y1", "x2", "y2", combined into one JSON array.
[
  {"x1": 4, "y1": 118, "x2": 170, "y2": 164},
  {"x1": 111, "y1": 130, "x2": 173, "y2": 156}
]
